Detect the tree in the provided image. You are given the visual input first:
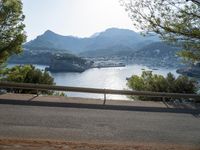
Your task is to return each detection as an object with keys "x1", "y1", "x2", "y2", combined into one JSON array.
[
  {"x1": 127, "y1": 71, "x2": 198, "y2": 101},
  {"x1": 0, "y1": 0, "x2": 26, "y2": 65},
  {"x1": 1, "y1": 65, "x2": 54, "y2": 94},
  {"x1": 120, "y1": 0, "x2": 200, "y2": 62}
]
